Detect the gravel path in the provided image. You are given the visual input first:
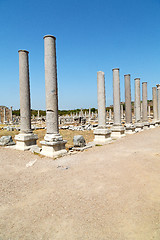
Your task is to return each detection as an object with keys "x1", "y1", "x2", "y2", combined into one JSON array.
[{"x1": 0, "y1": 128, "x2": 160, "y2": 240}]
